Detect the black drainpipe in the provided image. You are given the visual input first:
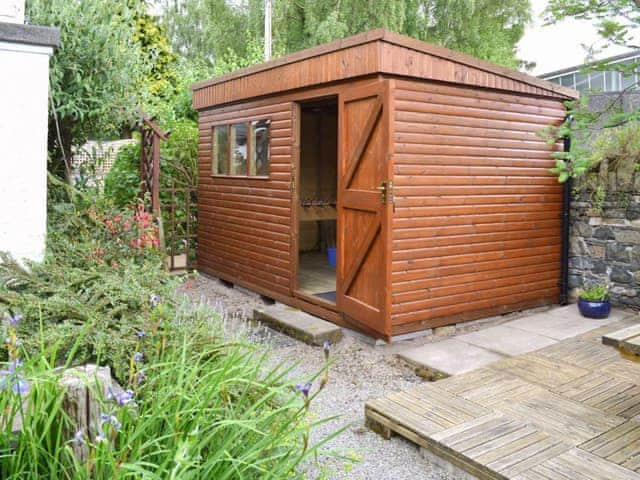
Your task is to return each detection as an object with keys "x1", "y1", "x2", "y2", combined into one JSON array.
[{"x1": 559, "y1": 119, "x2": 572, "y2": 305}]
